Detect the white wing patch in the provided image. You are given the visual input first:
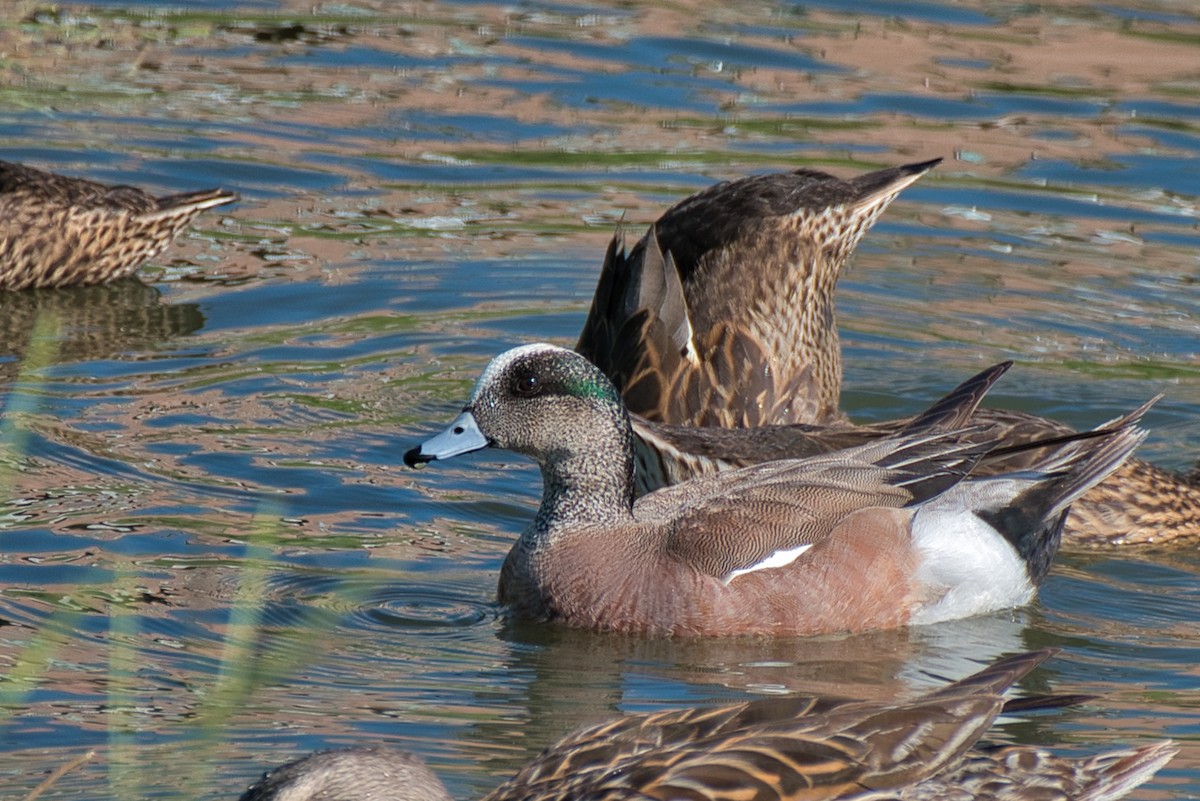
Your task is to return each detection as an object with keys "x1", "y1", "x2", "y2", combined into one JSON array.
[
  {"x1": 722, "y1": 544, "x2": 813, "y2": 585},
  {"x1": 681, "y1": 315, "x2": 699, "y2": 366}
]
